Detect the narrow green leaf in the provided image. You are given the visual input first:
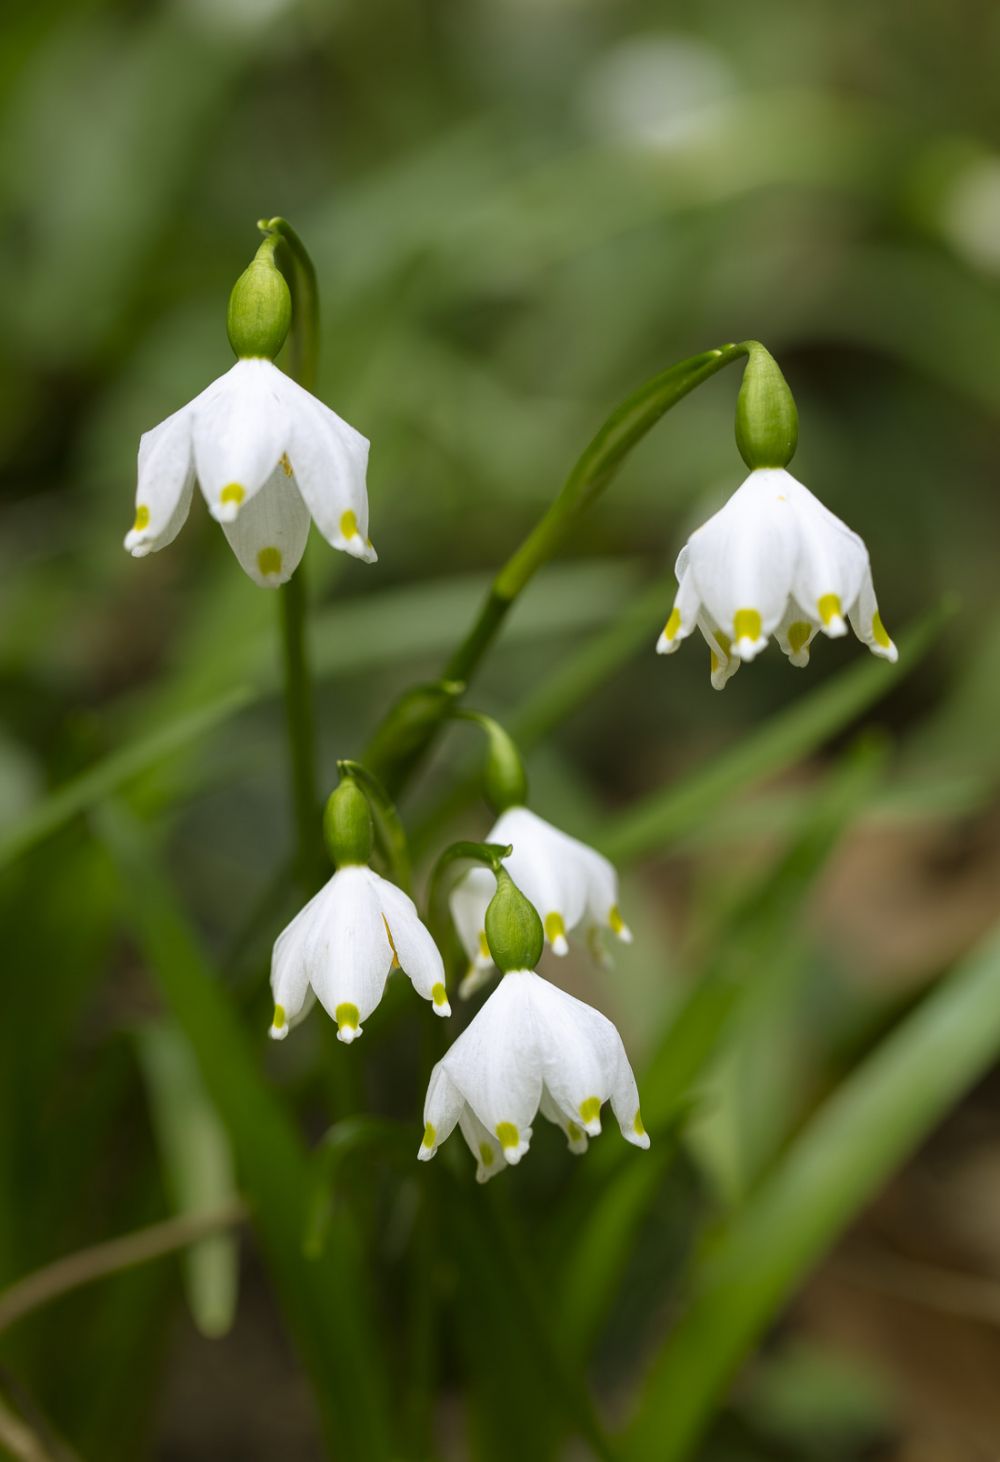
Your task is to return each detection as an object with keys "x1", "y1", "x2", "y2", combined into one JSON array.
[
  {"x1": 624, "y1": 915, "x2": 1000, "y2": 1462},
  {"x1": 601, "y1": 602, "x2": 952, "y2": 865},
  {"x1": 134, "y1": 1019, "x2": 240, "y2": 1338},
  {"x1": 96, "y1": 803, "x2": 392, "y2": 1462}
]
